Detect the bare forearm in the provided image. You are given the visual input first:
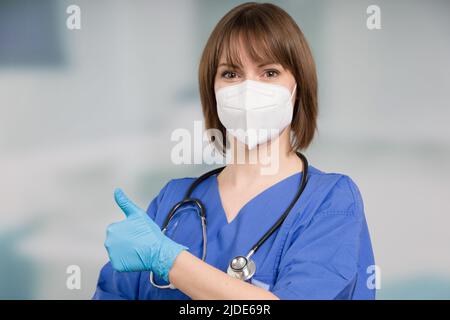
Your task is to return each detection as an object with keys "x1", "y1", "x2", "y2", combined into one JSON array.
[{"x1": 168, "y1": 250, "x2": 279, "y2": 300}]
